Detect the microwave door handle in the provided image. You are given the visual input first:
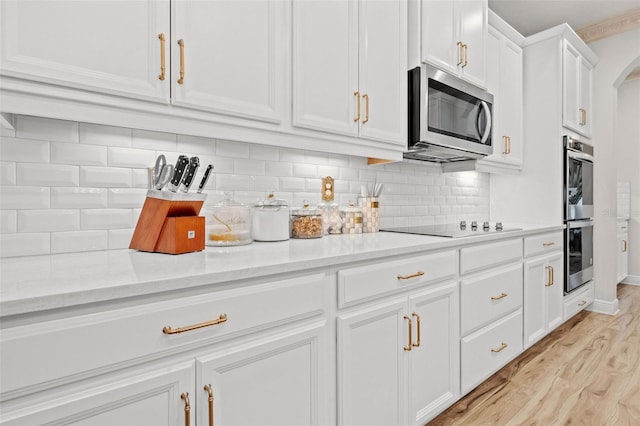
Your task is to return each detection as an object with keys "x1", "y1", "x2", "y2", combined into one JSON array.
[{"x1": 478, "y1": 101, "x2": 492, "y2": 144}]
